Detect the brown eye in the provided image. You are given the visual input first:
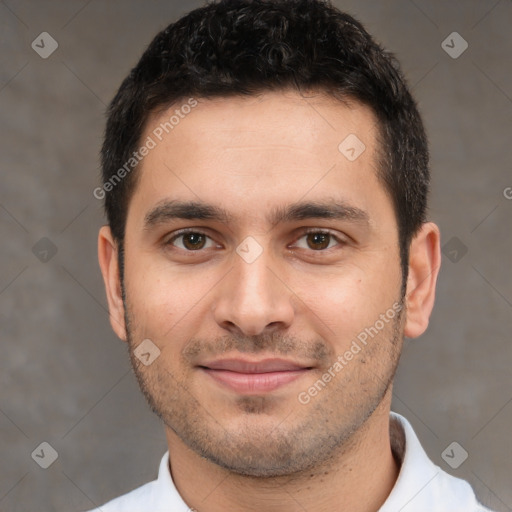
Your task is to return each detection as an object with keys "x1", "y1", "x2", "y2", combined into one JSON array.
[
  {"x1": 306, "y1": 232, "x2": 332, "y2": 250},
  {"x1": 292, "y1": 230, "x2": 344, "y2": 252},
  {"x1": 168, "y1": 231, "x2": 214, "y2": 251},
  {"x1": 182, "y1": 233, "x2": 206, "y2": 250}
]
